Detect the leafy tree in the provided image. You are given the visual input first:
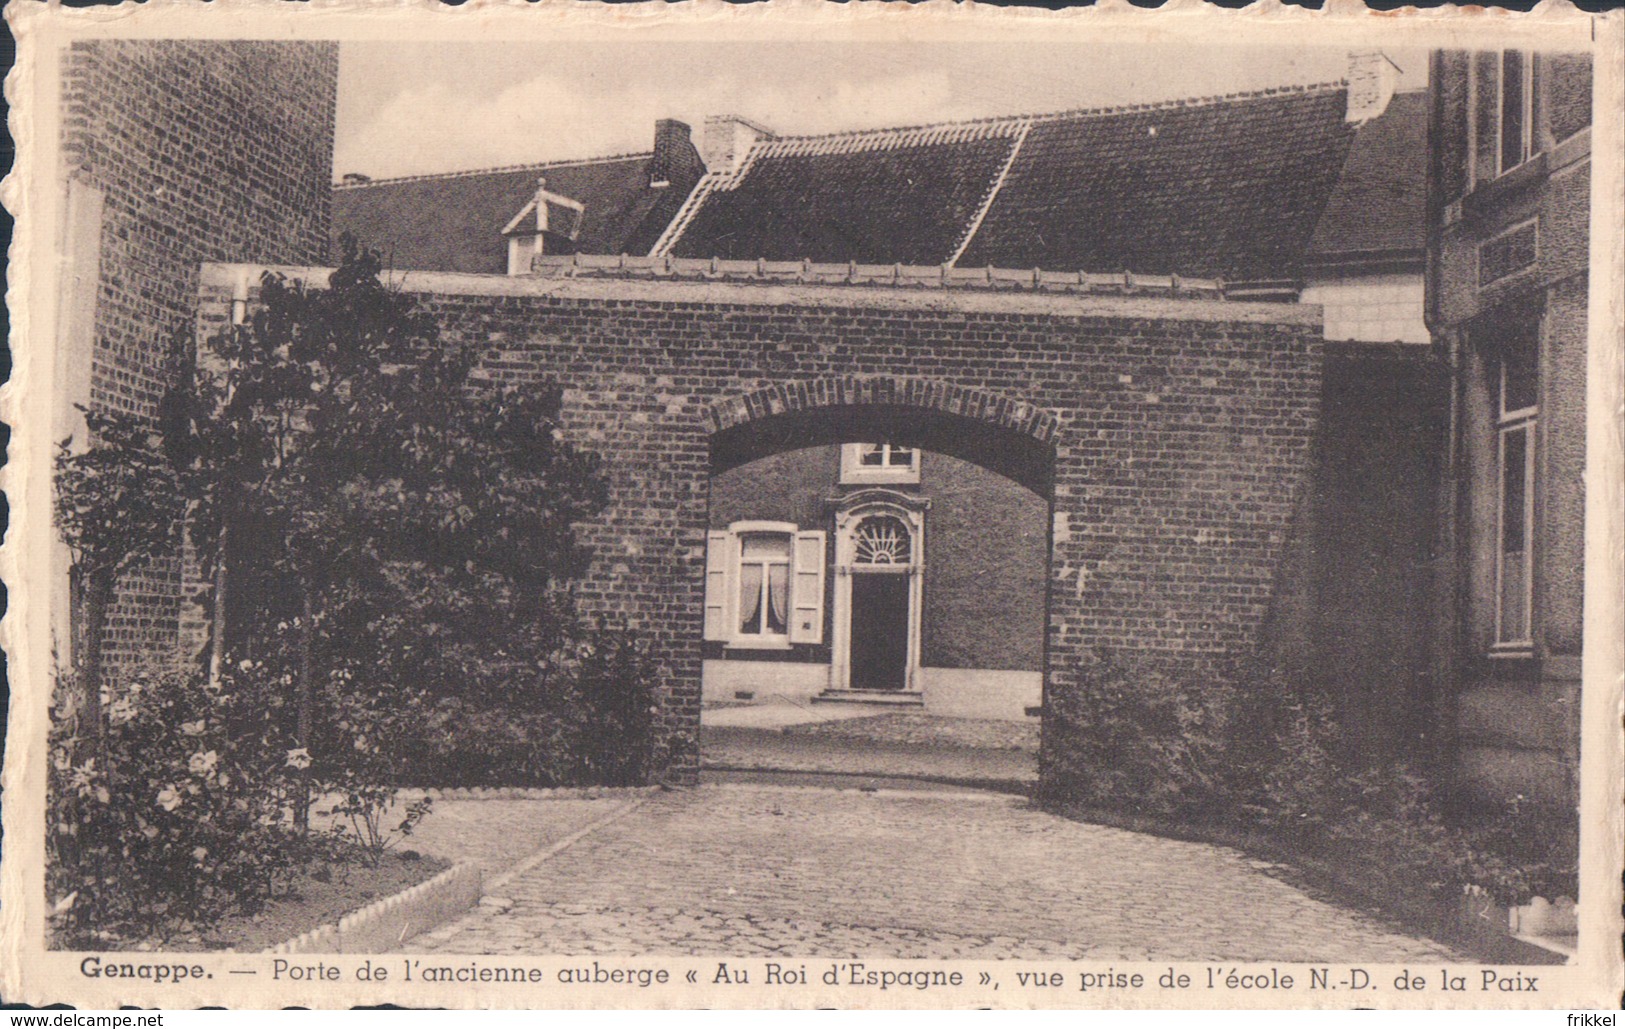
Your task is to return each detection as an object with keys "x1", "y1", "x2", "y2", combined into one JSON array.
[
  {"x1": 170, "y1": 238, "x2": 610, "y2": 825},
  {"x1": 54, "y1": 408, "x2": 187, "y2": 756}
]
